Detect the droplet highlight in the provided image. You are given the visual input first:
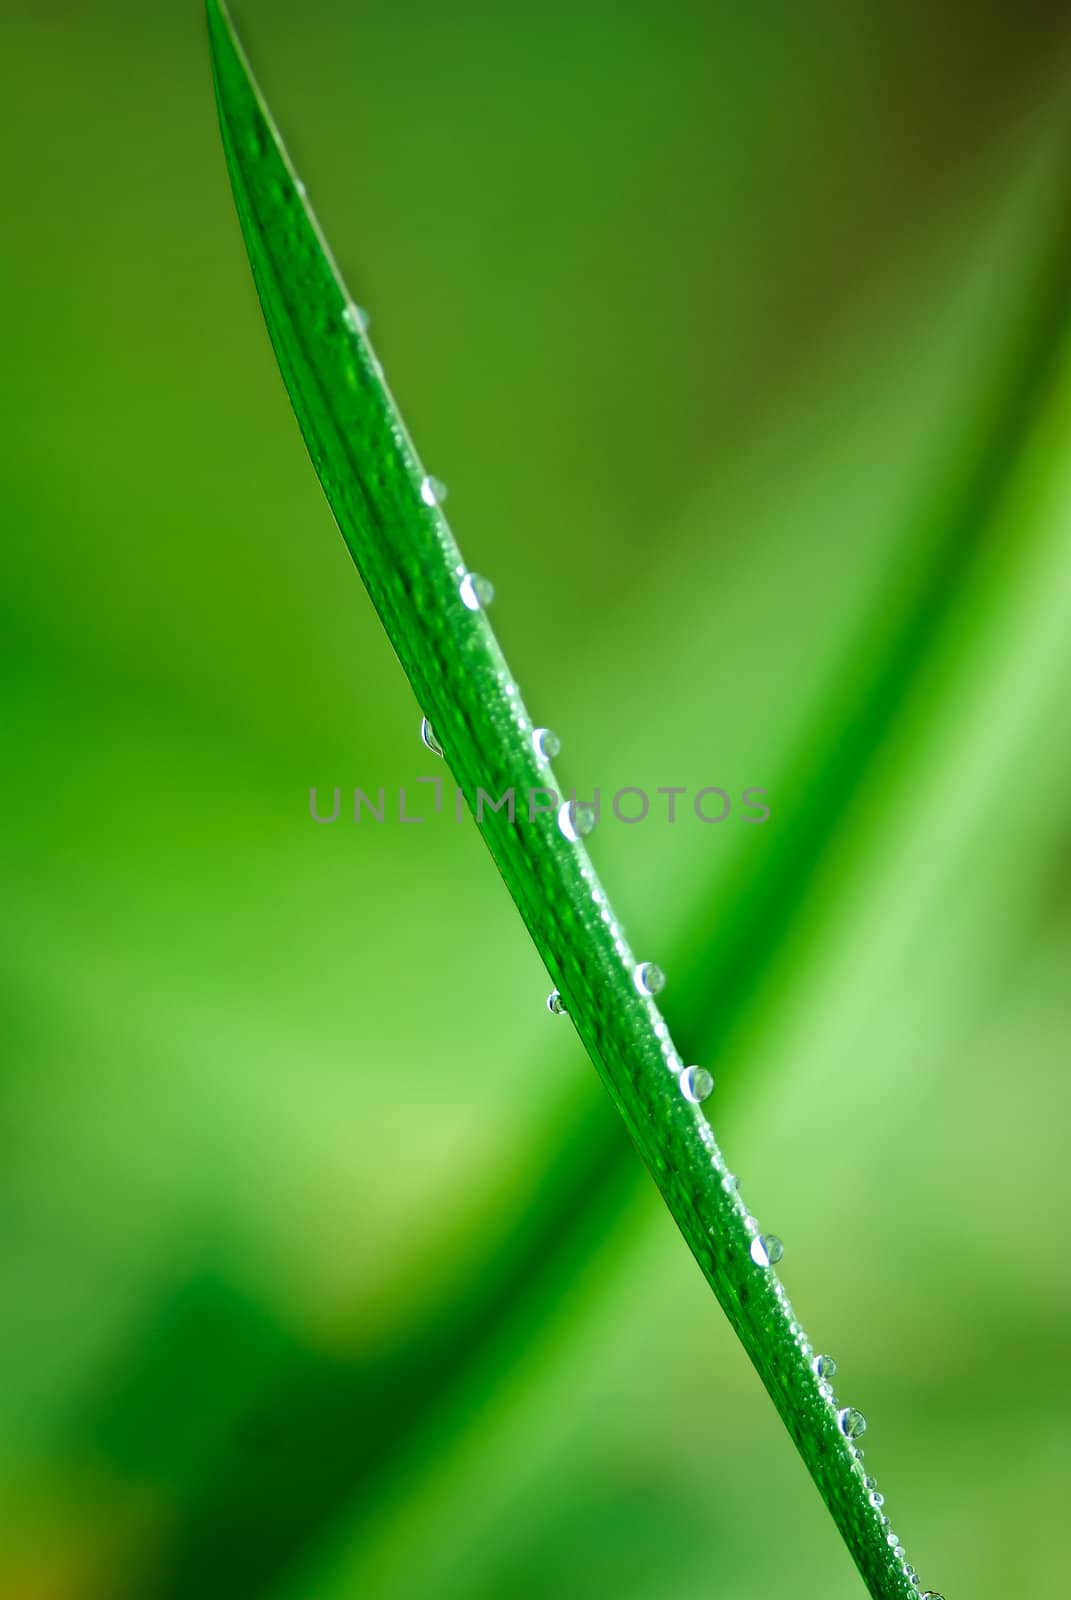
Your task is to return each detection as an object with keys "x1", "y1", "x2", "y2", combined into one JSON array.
[
  {"x1": 812, "y1": 1354, "x2": 837, "y2": 1380},
  {"x1": 547, "y1": 990, "x2": 566, "y2": 1015},
  {"x1": 750, "y1": 1234, "x2": 784, "y2": 1267},
  {"x1": 532, "y1": 727, "x2": 561, "y2": 761},
  {"x1": 633, "y1": 961, "x2": 665, "y2": 997},
  {"x1": 837, "y1": 1407, "x2": 867, "y2": 1441},
  {"x1": 420, "y1": 475, "x2": 448, "y2": 506},
  {"x1": 679, "y1": 1065, "x2": 714, "y2": 1103},
  {"x1": 420, "y1": 716, "x2": 443, "y2": 757},
  {"x1": 459, "y1": 571, "x2": 494, "y2": 611}
]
